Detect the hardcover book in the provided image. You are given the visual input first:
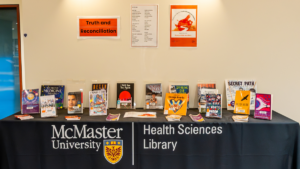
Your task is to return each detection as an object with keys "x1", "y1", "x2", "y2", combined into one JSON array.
[
  {"x1": 92, "y1": 83, "x2": 109, "y2": 108},
  {"x1": 117, "y1": 83, "x2": 134, "y2": 109},
  {"x1": 41, "y1": 85, "x2": 65, "y2": 109},
  {"x1": 40, "y1": 95, "x2": 57, "y2": 118},
  {"x1": 169, "y1": 85, "x2": 189, "y2": 109},
  {"x1": 145, "y1": 83, "x2": 163, "y2": 109},
  {"x1": 199, "y1": 89, "x2": 218, "y2": 113},
  {"x1": 89, "y1": 90, "x2": 107, "y2": 116},
  {"x1": 67, "y1": 91, "x2": 83, "y2": 114},
  {"x1": 205, "y1": 94, "x2": 222, "y2": 118},
  {"x1": 197, "y1": 83, "x2": 216, "y2": 112},
  {"x1": 254, "y1": 93, "x2": 273, "y2": 120},
  {"x1": 164, "y1": 93, "x2": 188, "y2": 116},
  {"x1": 22, "y1": 89, "x2": 40, "y2": 114},
  {"x1": 234, "y1": 91, "x2": 251, "y2": 115}
]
